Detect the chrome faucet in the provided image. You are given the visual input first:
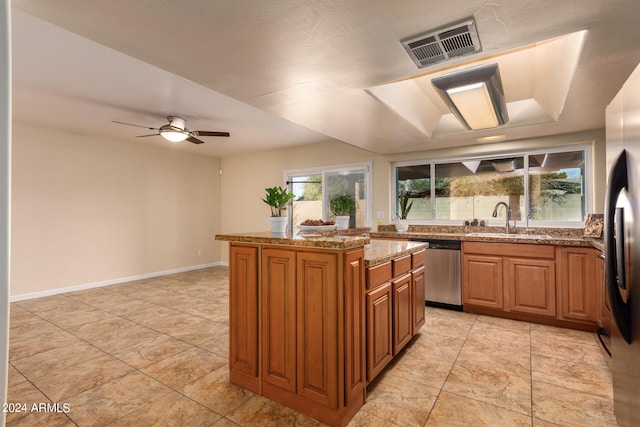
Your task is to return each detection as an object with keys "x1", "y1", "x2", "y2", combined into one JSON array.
[{"x1": 492, "y1": 202, "x2": 512, "y2": 234}]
